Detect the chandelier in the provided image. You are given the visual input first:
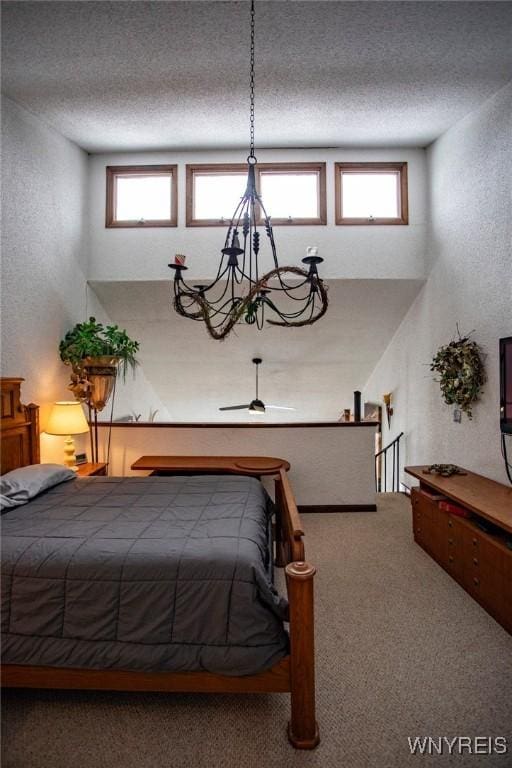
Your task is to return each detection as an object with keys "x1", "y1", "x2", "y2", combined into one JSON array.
[{"x1": 169, "y1": 0, "x2": 328, "y2": 341}]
